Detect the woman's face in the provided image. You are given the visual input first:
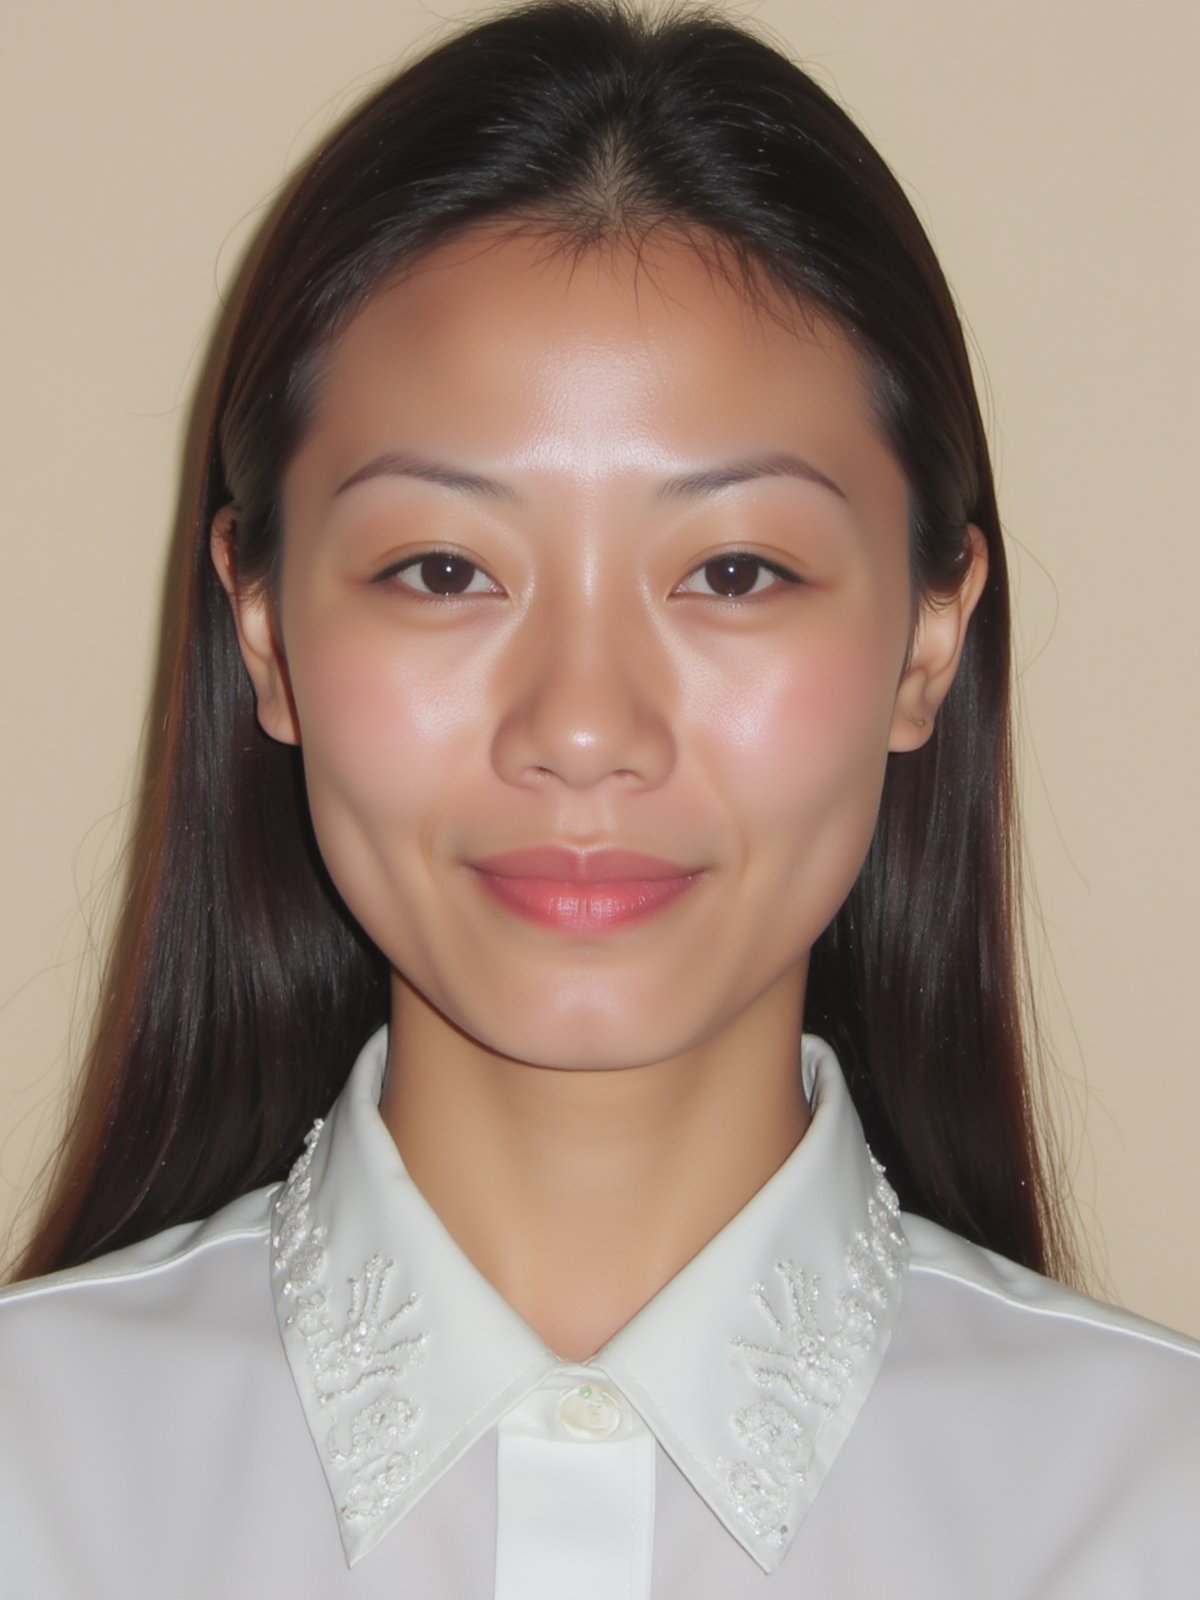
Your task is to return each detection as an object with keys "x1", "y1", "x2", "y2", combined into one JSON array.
[{"x1": 224, "y1": 226, "x2": 981, "y2": 1072}]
